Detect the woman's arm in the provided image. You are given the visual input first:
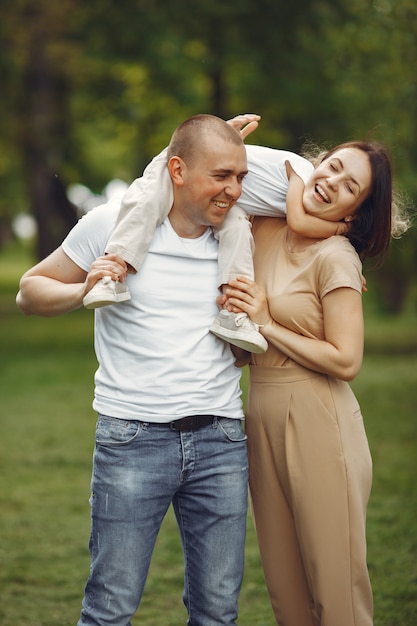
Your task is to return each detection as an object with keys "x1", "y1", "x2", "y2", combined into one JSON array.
[
  {"x1": 16, "y1": 248, "x2": 127, "y2": 317},
  {"x1": 285, "y1": 163, "x2": 348, "y2": 238},
  {"x1": 225, "y1": 276, "x2": 364, "y2": 381}
]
